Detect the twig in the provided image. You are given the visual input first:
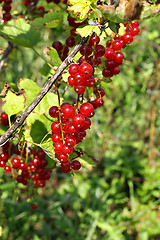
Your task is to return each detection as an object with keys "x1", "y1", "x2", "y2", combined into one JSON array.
[
  {"x1": 0, "y1": 36, "x2": 88, "y2": 146},
  {"x1": 0, "y1": 42, "x2": 14, "y2": 74}
]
